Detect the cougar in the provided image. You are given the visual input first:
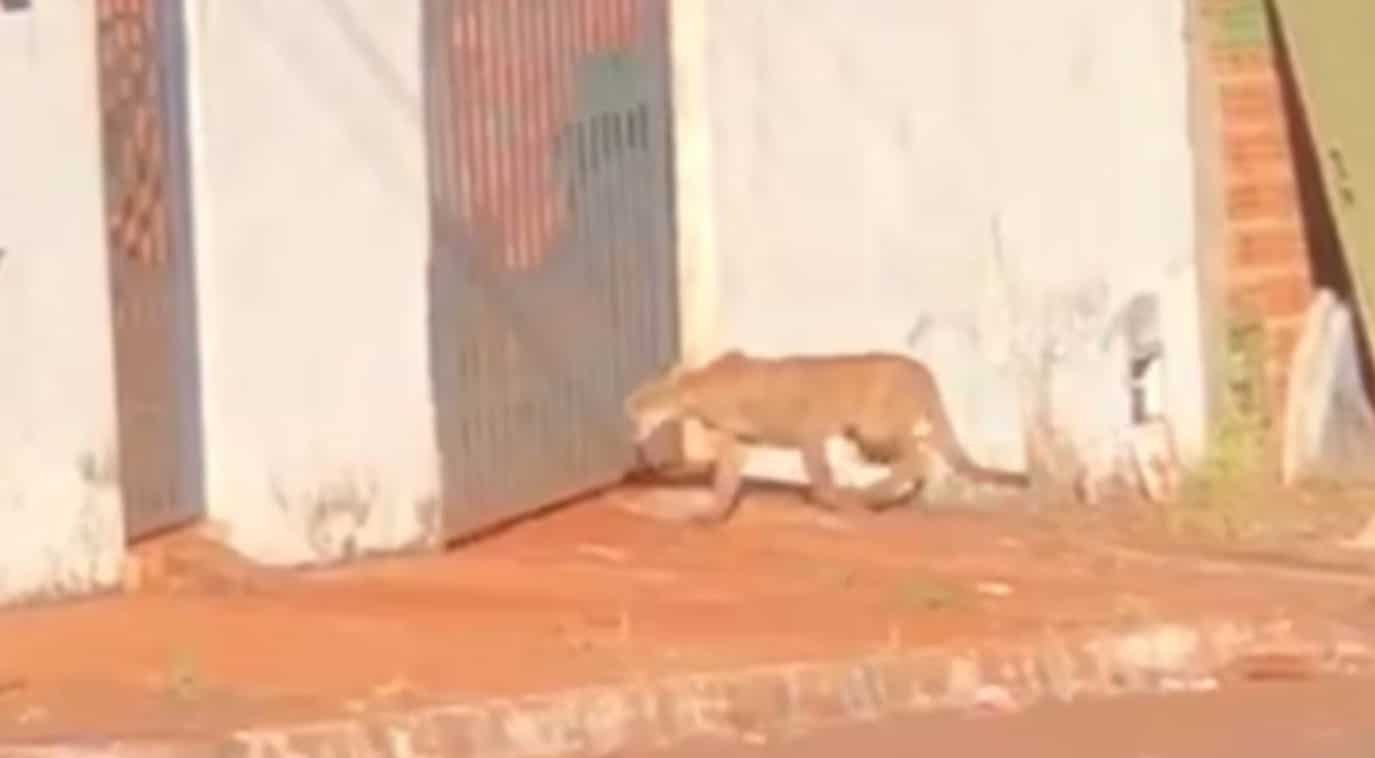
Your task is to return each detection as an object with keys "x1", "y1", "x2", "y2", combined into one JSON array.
[{"x1": 624, "y1": 350, "x2": 1030, "y2": 524}]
